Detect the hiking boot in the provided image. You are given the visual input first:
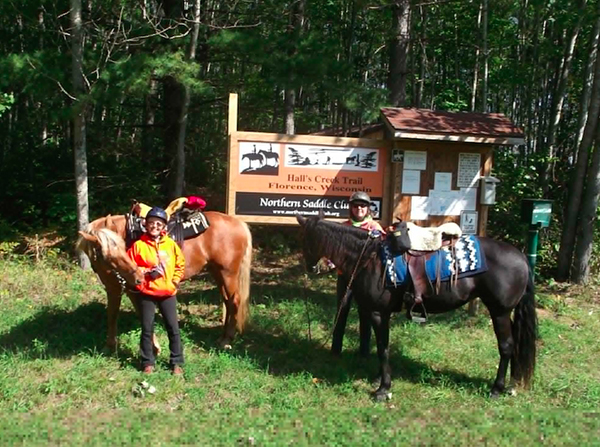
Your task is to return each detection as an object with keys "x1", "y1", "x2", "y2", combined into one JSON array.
[
  {"x1": 172, "y1": 365, "x2": 184, "y2": 376},
  {"x1": 142, "y1": 365, "x2": 153, "y2": 374}
]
